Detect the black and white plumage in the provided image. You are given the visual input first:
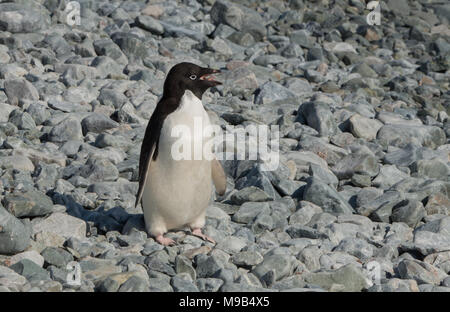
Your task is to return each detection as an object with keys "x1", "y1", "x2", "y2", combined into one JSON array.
[{"x1": 135, "y1": 62, "x2": 226, "y2": 245}]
